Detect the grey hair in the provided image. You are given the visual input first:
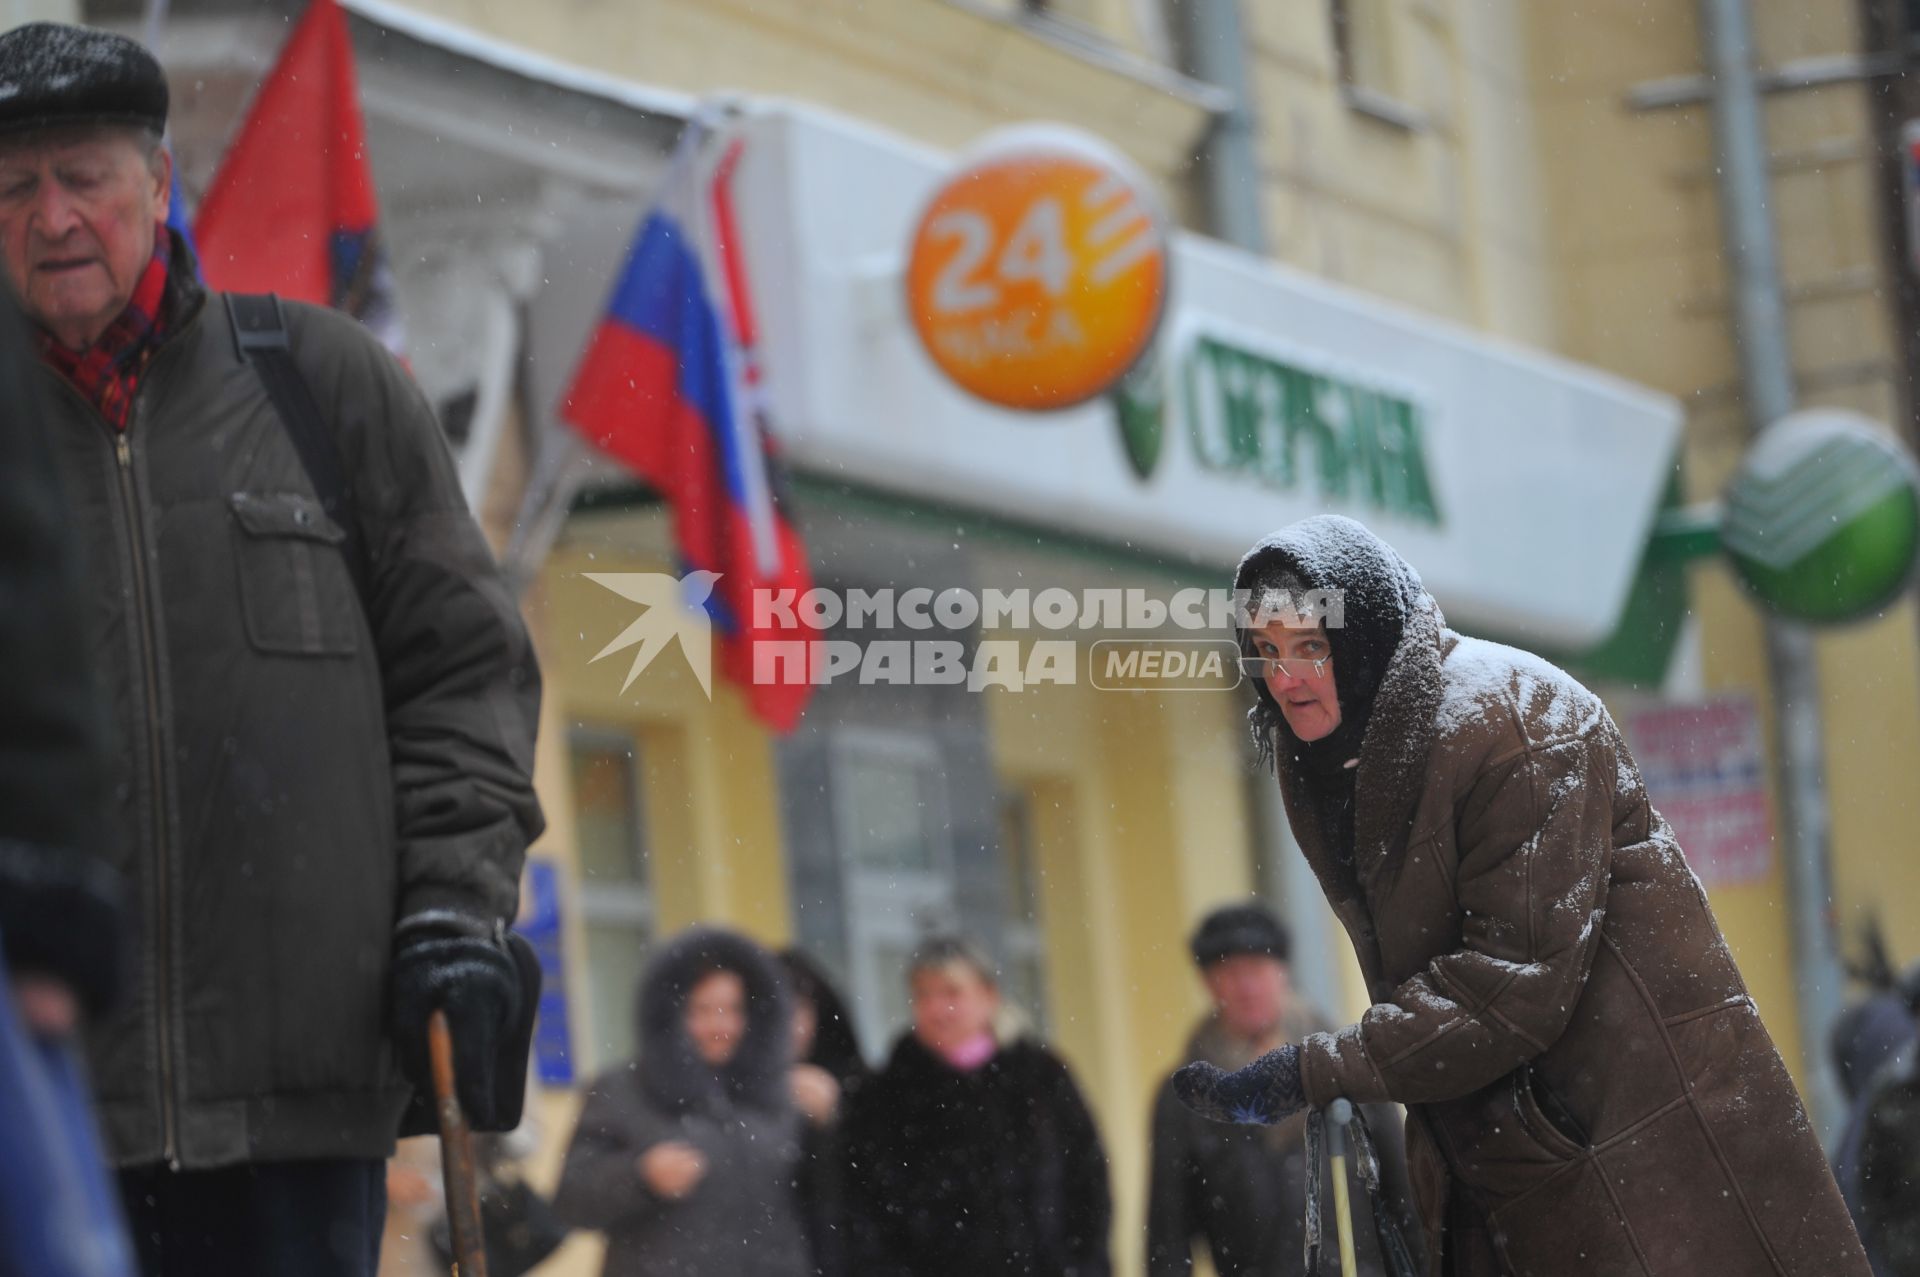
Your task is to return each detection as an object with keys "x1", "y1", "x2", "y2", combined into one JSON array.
[
  {"x1": 1, "y1": 122, "x2": 167, "y2": 178},
  {"x1": 132, "y1": 126, "x2": 166, "y2": 177},
  {"x1": 906, "y1": 934, "x2": 999, "y2": 988}
]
